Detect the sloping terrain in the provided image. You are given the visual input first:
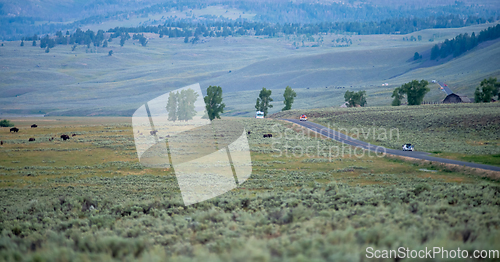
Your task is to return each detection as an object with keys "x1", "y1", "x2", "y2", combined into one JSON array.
[{"x1": 0, "y1": 23, "x2": 499, "y2": 116}]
